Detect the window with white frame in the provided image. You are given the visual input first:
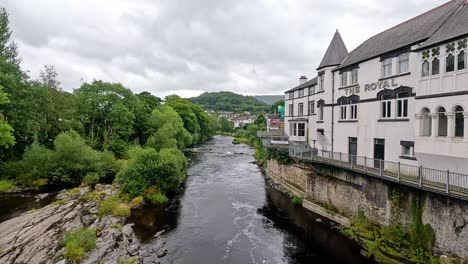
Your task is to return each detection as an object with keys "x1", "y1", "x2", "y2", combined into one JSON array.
[
  {"x1": 293, "y1": 123, "x2": 297, "y2": 136},
  {"x1": 340, "y1": 72, "x2": 347, "y2": 87},
  {"x1": 455, "y1": 106, "x2": 464, "y2": 137},
  {"x1": 421, "y1": 60, "x2": 430, "y2": 77},
  {"x1": 309, "y1": 101, "x2": 315, "y2": 115},
  {"x1": 340, "y1": 103, "x2": 347, "y2": 120},
  {"x1": 432, "y1": 58, "x2": 440, "y2": 75},
  {"x1": 299, "y1": 89, "x2": 304, "y2": 97},
  {"x1": 298, "y1": 103, "x2": 304, "y2": 115},
  {"x1": 381, "y1": 96, "x2": 392, "y2": 118},
  {"x1": 350, "y1": 103, "x2": 358, "y2": 120},
  {"x1": 318, "y1": 103, "x2": 324, "y2": 121},
  {"x1": 310, "y1": 85, "x2": 315, "y2": 95},
  {"x1": 319, "y1": 75, "x2": 324, "y2": 91},
  {"x1": 400, "y1": 142, "x2": 414, "y2": 158},
  {"x1": 351, "y1": 68, "x2": 358, "y2": 84},
  {"x1": 421, "y1": 108, "x2": 431, "y2": 136},
  {"x1": 382, "y1": 58, "x2": 392, "y2": 77},
  {"x1": 289, "y1": 104, "x2": 293, "y2": 116},
  {"x1": 396, "y1": 93, "x2": 409, "y2": 118},
  {"x1": 458, "y1": 51, "x2": 466, "y2": 70},
  {"x1": 298, "y1": 123, "x2": 305, "y2": 137},
  {"x1": 446, "y1": 54, "x2": 455, "y2": 72},
  {"x1": 398, "y1": 52, "x2": 409, "y2": 73}
]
